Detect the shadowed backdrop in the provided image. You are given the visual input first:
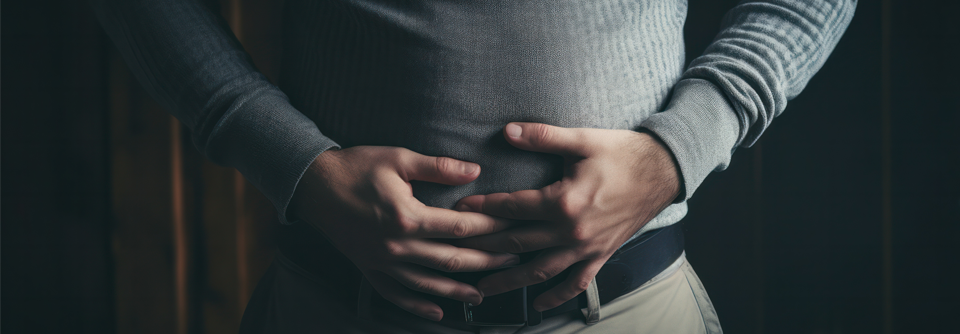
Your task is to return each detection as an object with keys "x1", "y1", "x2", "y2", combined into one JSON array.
[{"x1": 2, "y1": 0, "x2": 957, "y2": 333}]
